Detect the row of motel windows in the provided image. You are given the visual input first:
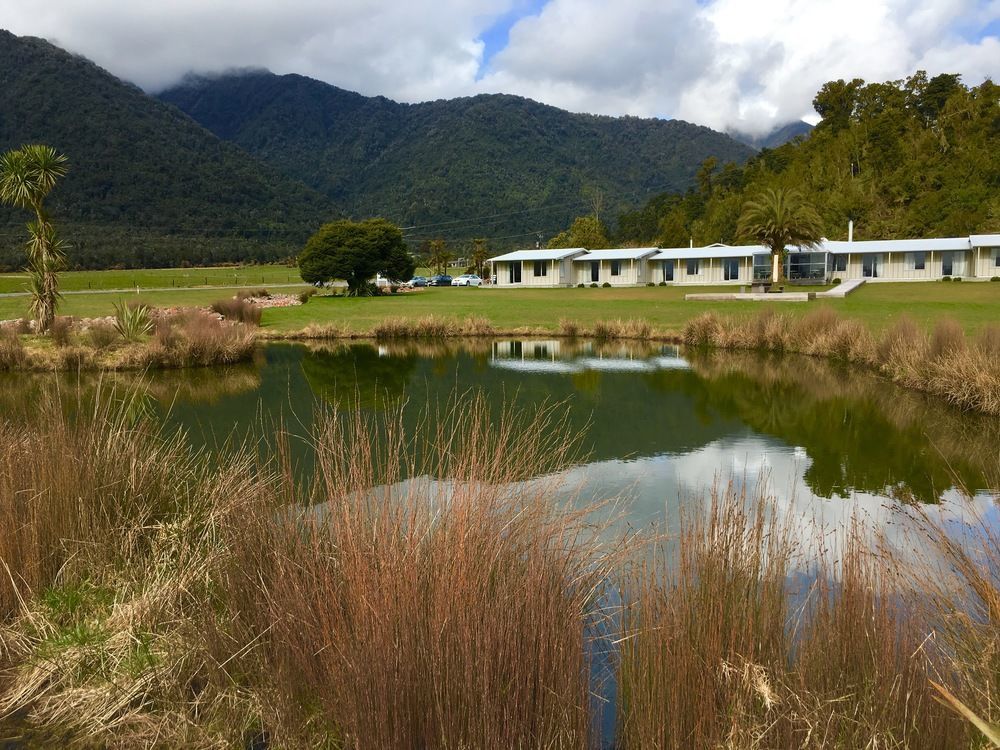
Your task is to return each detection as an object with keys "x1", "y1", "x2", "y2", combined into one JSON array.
[
  {"x1": 514, "y1": 250, "x2": 999, "y2": 283},
  {"x1": 529, "y1": 260, "x2": 627, "y2": 278}
]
